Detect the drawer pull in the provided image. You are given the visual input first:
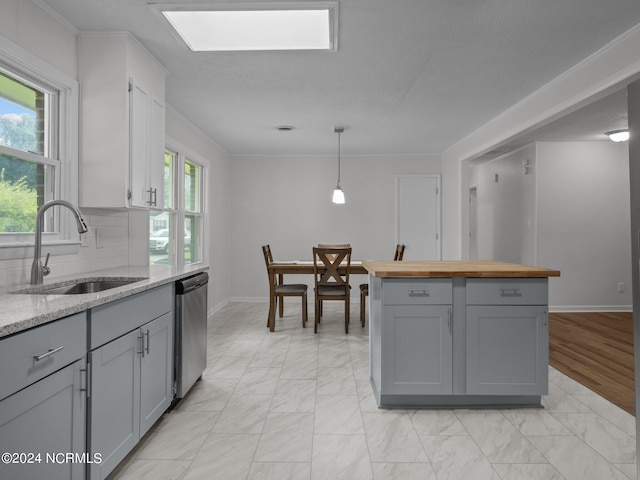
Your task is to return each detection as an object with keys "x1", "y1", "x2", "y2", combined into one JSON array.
[
  {"x1": 33, "y1": 345, "x2": 64, "y2": 362},
  {"x1": 408, "y1": 289, "x2": 429, "y2": 296},
  {"x1": 499, "y1": 287, "x2": 522, "y2": 297}
]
